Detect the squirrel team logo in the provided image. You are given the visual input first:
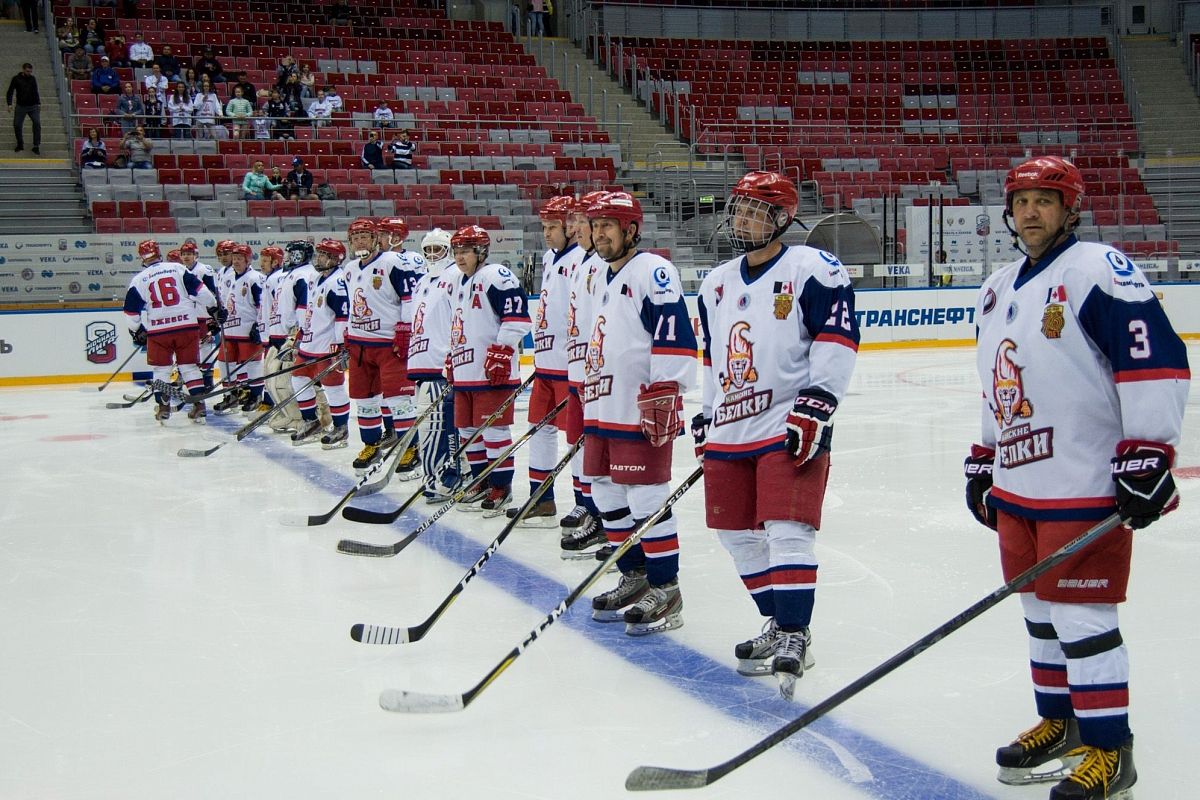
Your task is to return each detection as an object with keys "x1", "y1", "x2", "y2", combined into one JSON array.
[
  {"x1": 992, "y1": 339, "x2": 1034, "y2": 426},
  {"x1": 536, "y1": 288, "x2": 548, "y2": 330},
  {"x1": 567, "y1": 291, "x2": 578, "y2": 337},
  {"x1": 352, "y1": 287, "x2": 372, "y2": 319},
  {"x1": 84, "y1": 321, "x2": 118, "y2": 364},
  {"x1": 450, "y1": 307, "x2": 466, "y2": 345},
  {"x1": 412, "y1": 302, "x2": 426, "y2": 335},
  {"x1": 720, "y1": 321, "x2": 759, "y2": 392},
  {"x1": 585, "y1": 315, "x2": 606, "y2": 374}
]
